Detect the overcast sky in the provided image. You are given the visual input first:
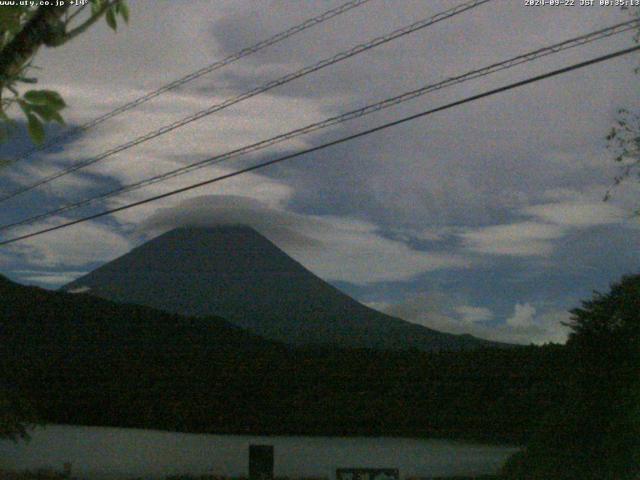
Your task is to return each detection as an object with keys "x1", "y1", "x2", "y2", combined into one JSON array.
[{"x1": 0, "y1": 0, "x2": 639, "y2": 344}]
